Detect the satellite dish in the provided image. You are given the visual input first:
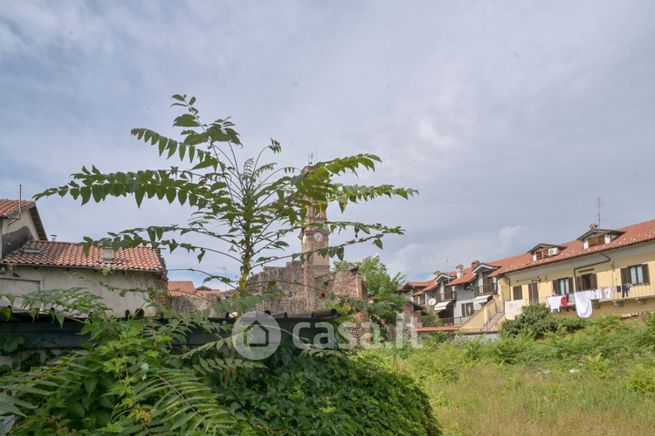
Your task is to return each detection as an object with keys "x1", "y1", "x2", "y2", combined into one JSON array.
[{"x1": 428, "y1": 298, "x2": 437, "y2": 306}]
